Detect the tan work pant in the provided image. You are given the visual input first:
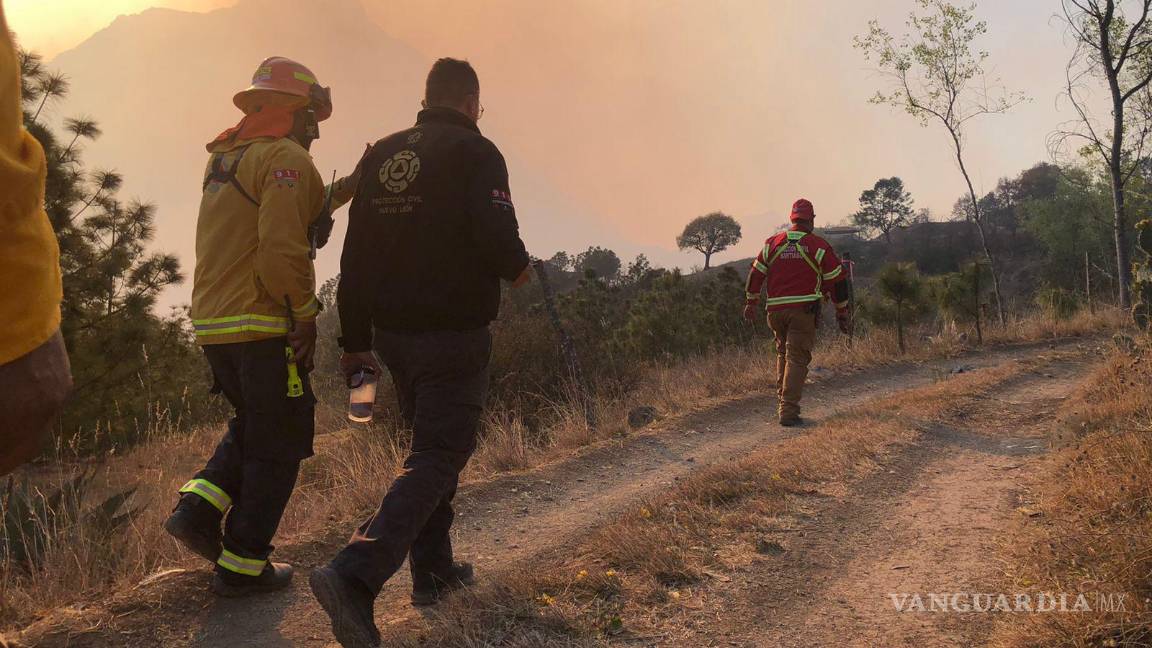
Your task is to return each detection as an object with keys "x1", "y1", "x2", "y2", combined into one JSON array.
[{"x1": 768, "y1": 307, "x2": 817, "y2": 420}]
